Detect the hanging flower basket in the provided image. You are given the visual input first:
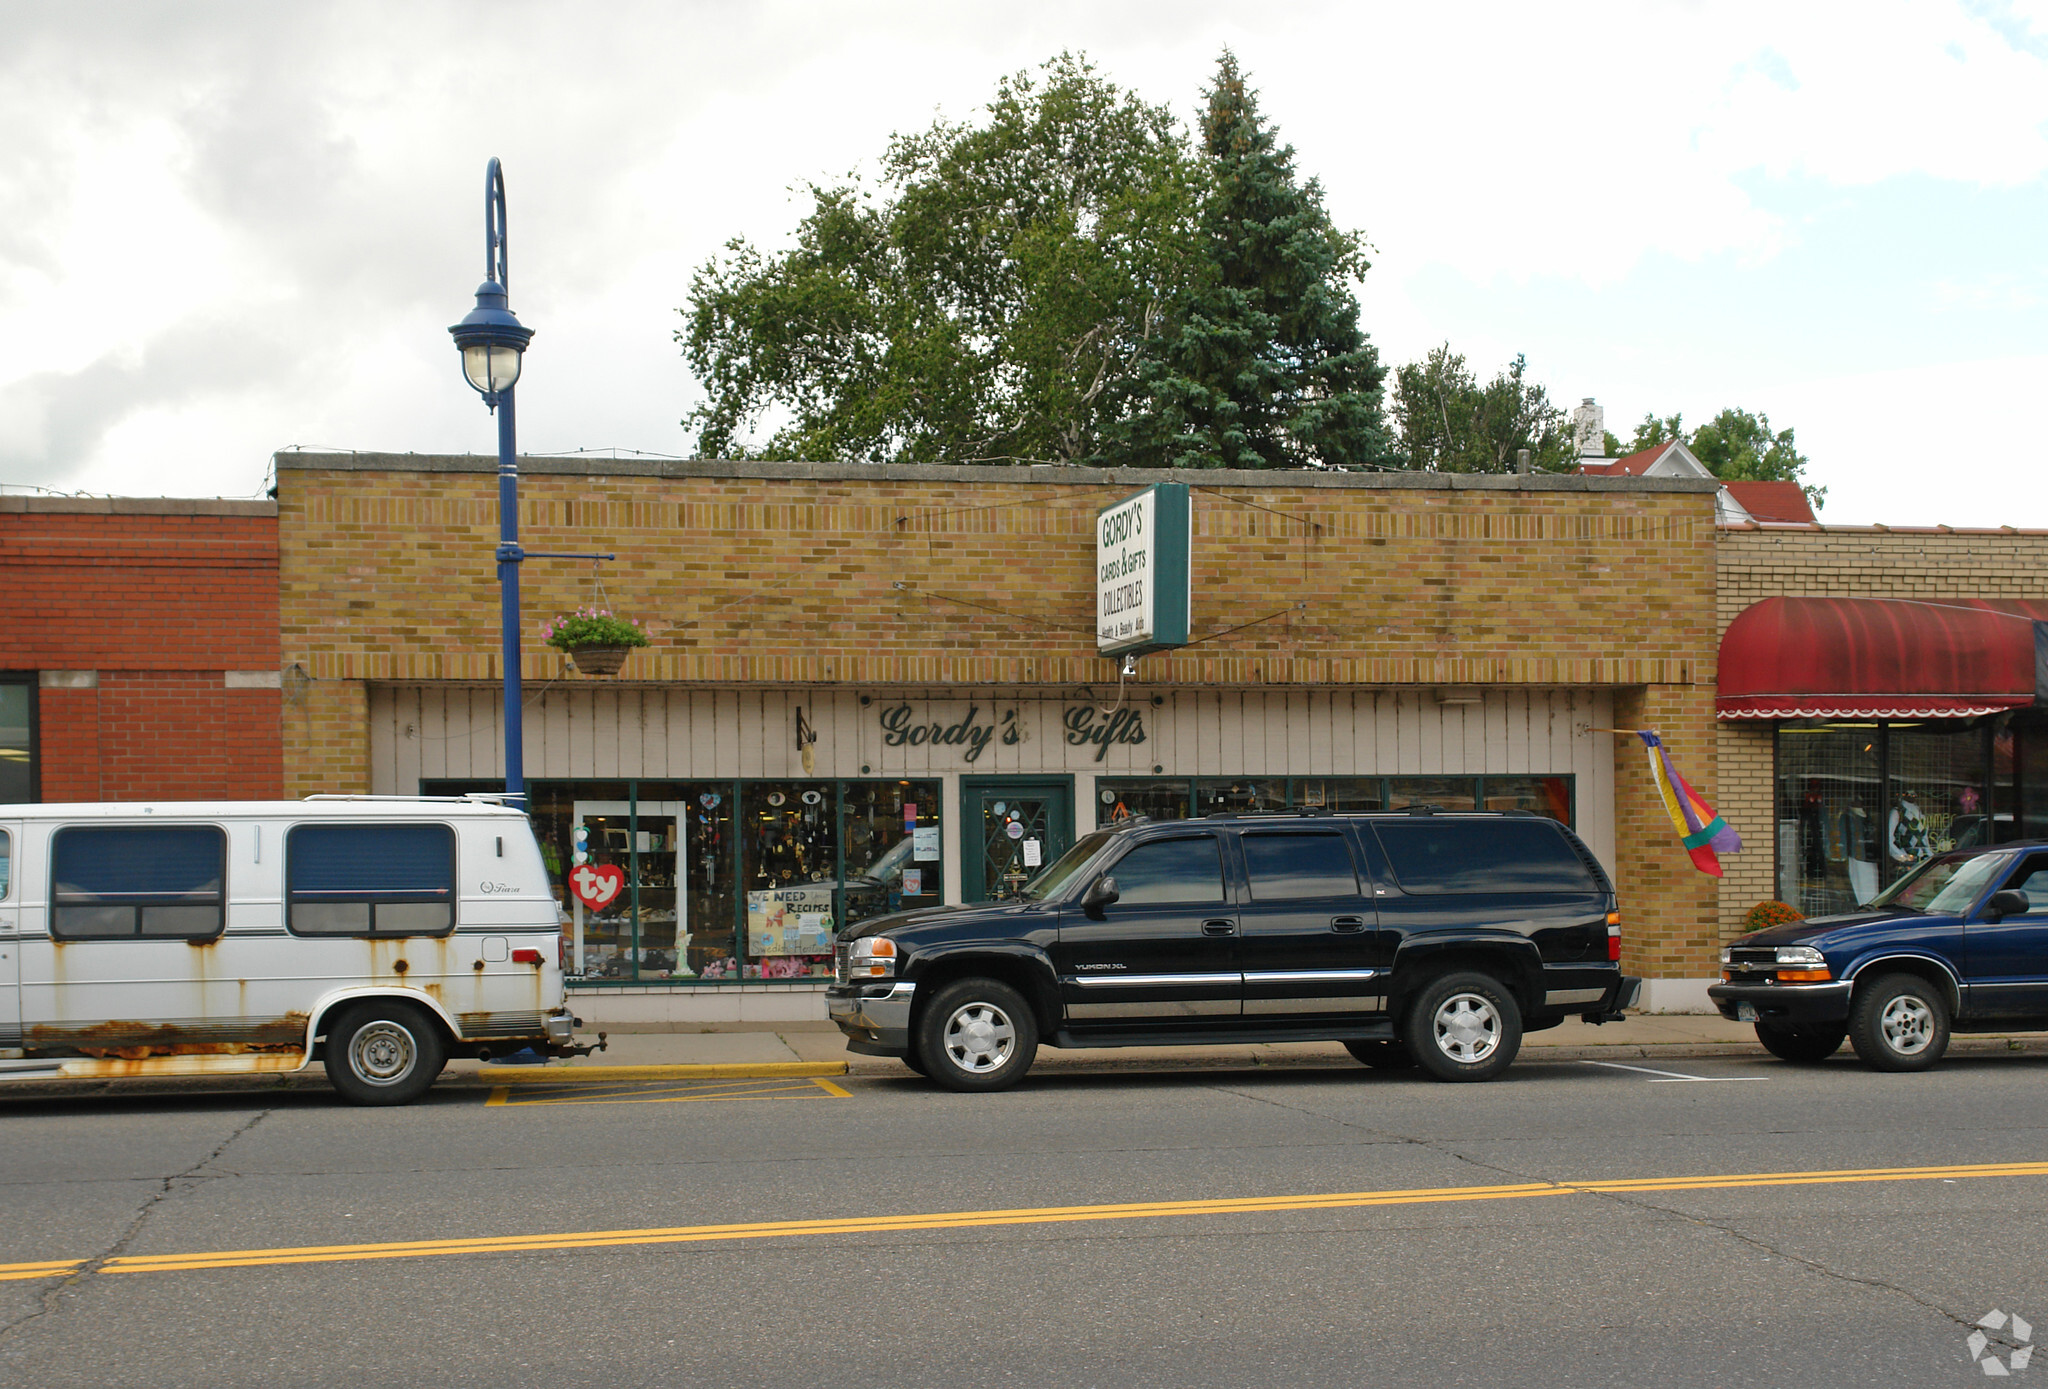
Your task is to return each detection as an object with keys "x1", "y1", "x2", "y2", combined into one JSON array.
[
  {"x1": 569, "y1": 644, "x2": 634, "y2": 676},
  {"x1": 541, "y1": 609, "x2": 651, "y2": 678}
]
